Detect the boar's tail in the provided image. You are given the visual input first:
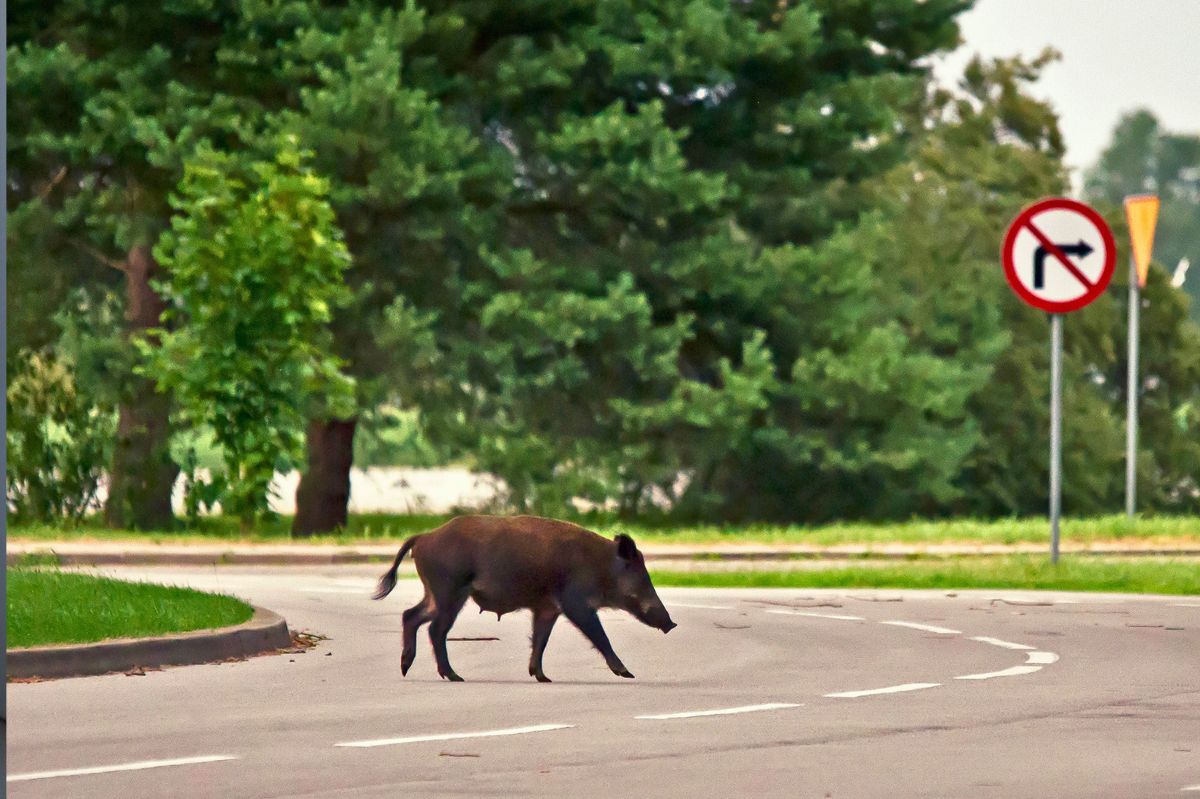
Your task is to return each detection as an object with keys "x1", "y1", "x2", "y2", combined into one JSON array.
[{"x1": 372, "y1": 536, "x2": 420, "y2": 600}]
